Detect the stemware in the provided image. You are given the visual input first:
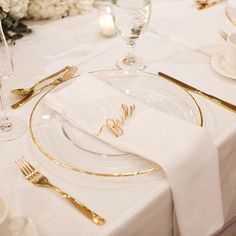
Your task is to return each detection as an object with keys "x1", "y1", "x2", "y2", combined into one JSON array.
[
  {"x1": 0, "y1": 20, "x2": 26, "y2": 141},
  {"x1": 112, "y1": 0, "x2": 151, "y2": 71},
  {"x1": 224, "y1": 0, "x2": 236, "y2": 33}
]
